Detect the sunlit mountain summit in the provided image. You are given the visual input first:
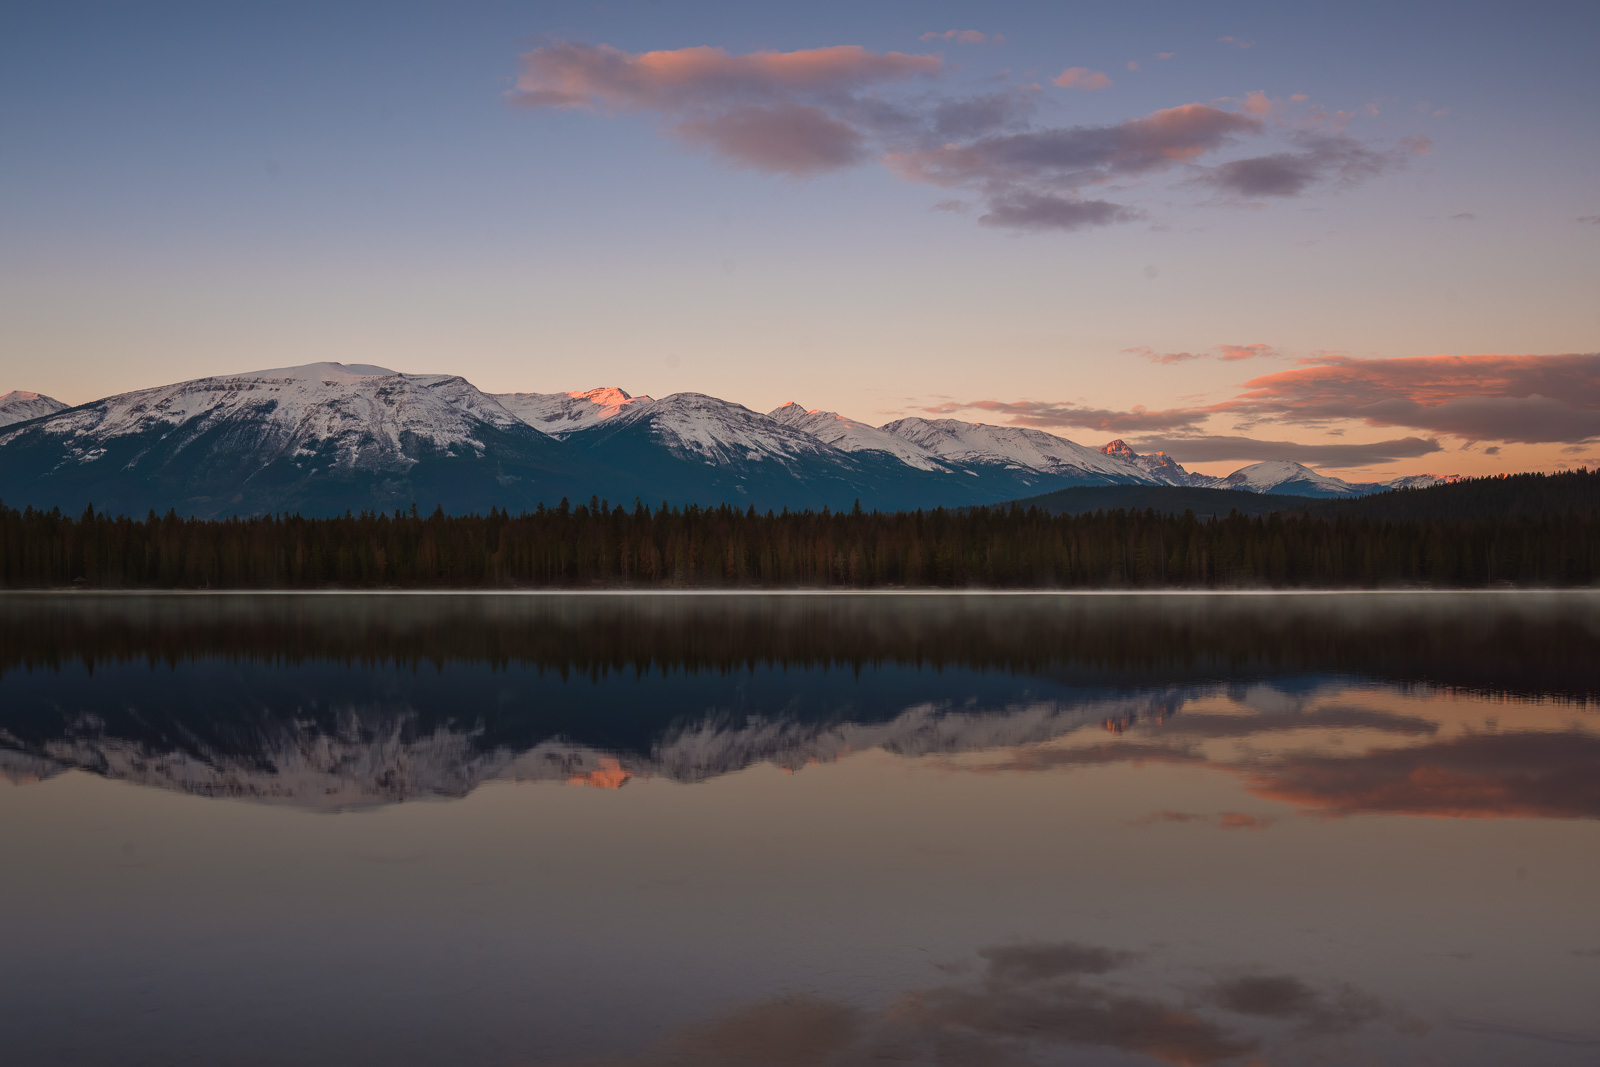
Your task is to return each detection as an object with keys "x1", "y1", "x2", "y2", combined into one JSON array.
[{"x1": 0, "y1": 364, "x2": 1440, "y2": 517}]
